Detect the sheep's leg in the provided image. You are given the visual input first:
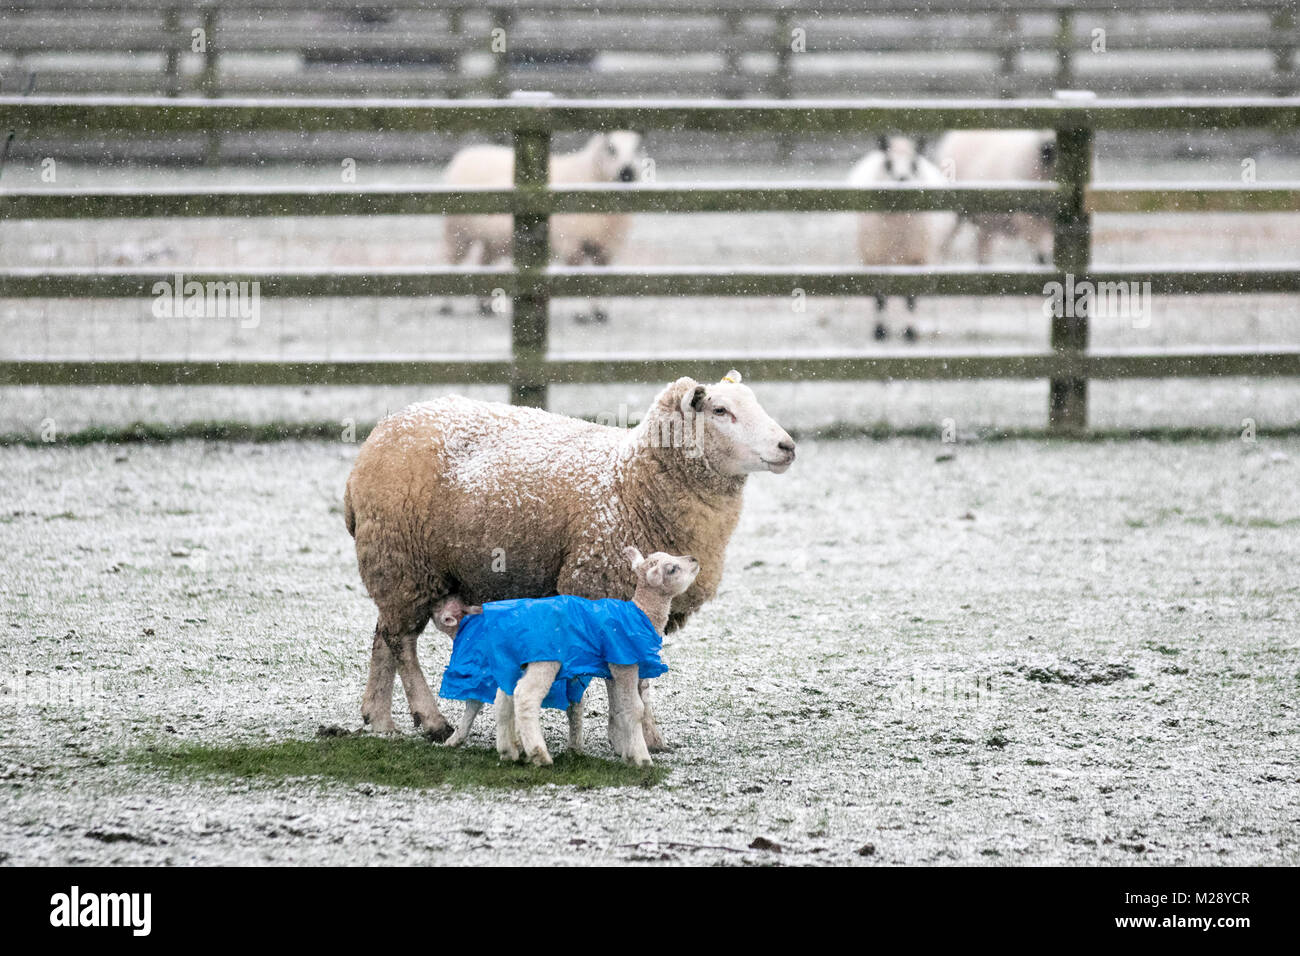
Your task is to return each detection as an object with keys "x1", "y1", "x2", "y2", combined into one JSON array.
[
  {"x1": 445, "y1": 699, "x2": 482, "y2": 748},
  {"x1": 610, "y1": 664, "x2": 651, "y2": 767},
  {"x1": 638, "y1": 679, "x2": 667, "y2": 752},
  {"x1": 360, "y1": 629, "x2": 398, "y2": 734},
  {"x1": 514, "y1": 662, "x2": 560, "y2": 766},
  {"x1": 495, "y1": 689, "x2": 521, "y2": 762},
  {"x1": 391, "y1": 631, "x2": 453, "y2": 742}
]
